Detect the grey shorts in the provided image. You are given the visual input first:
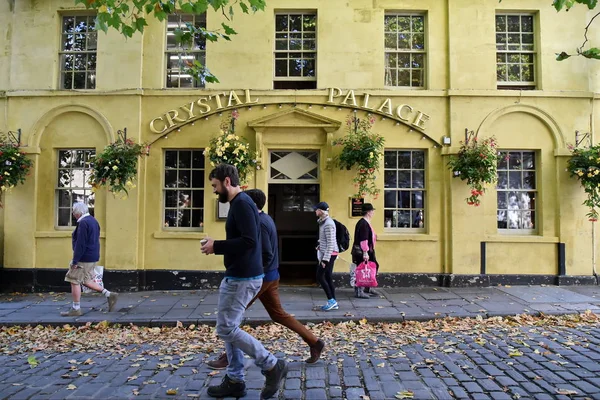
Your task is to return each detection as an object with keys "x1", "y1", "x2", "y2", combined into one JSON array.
[{"x1": 64, "y1": 261, "x2": 97, "y2": 284}]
